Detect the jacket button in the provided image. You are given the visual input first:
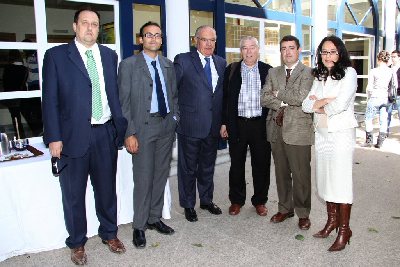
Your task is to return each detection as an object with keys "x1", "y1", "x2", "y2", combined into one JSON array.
[
  {"x1": 150, "y1": 83, "x2": 153, "y2": 87},
  {"x1": 147, "y1": 110, "x2": 150, "y2": 112},
  {"x1": 148, "y1": 97, "x2": 151, "y2": 100},
  {"x1": 145, "y1": 122, "x2": 148, "y2": 125}
]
